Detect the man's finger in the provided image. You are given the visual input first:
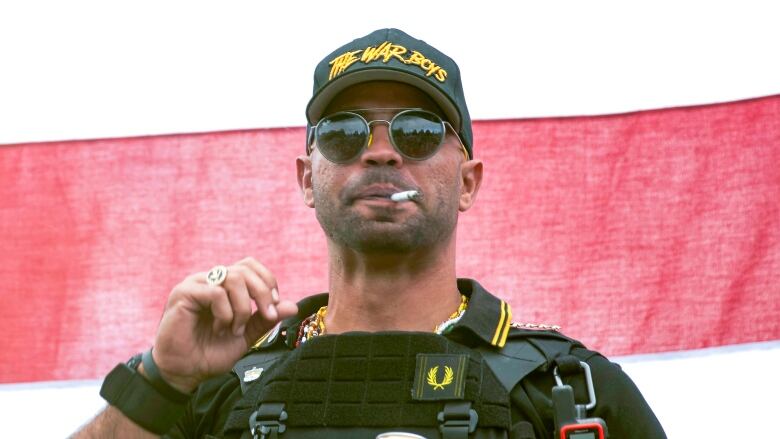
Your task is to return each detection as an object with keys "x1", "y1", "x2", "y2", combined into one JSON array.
[
  {"x1": 243, "y1": 300, "x2": 299, "y2": 344},
  {"x1": 184, "y1": 282, "x2": 233, "y2": 333},
  {"x1": 221, "y1": 265, "x2": 254, "y2": 336},
  {"x1": 237, "y1": 266, "x2": 279, "y2": 322},
  {"x1": 237, "y1": 257, "x2": 280, "y2": 304}
]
